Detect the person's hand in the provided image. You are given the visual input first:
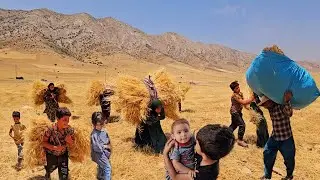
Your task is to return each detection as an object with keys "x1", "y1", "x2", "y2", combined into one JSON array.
[
  {"x1": 53, "y1": 145, "x2": 66, "y2": 152},
  {"x1": 104, "y1": 144, "x2": 111, "y2": 150},
  {"x1": 65, "y1": 135, "x2": 74, "y2": 145},
  {"x1": 284, "y1": 91, "x2": 293, "y2": 103},
  {"x1": 163, "y1": 138, "x2": 177, "y2": 155},
  {"x1": 188, "y1": 169, "x2": 199, "y2": 179}
]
